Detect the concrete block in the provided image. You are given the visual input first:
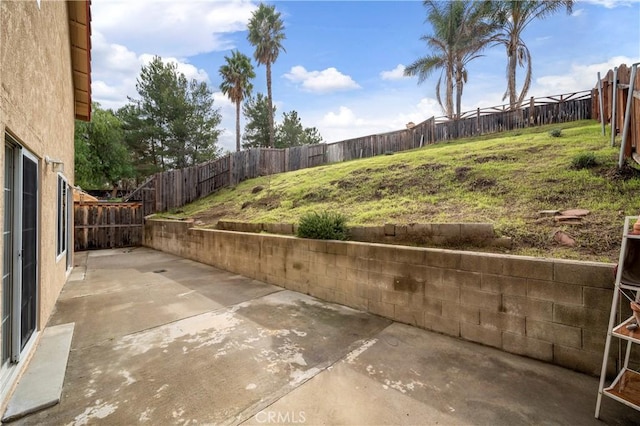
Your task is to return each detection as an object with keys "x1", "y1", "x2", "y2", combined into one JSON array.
[
  {"x1": 368, "y1": 271, "x2": 393, "y2": 290},
  {"x1": 317, "y1": 274, "x2": 338, "y2": 290},
  {"x1": 356, "y1": 283, "x2": 381, "y2": 302},
  {"x1": 424, "y1": 281, "x2": 460, "y2": 302},
  {"x1": 460, "y1": 223, "x2": 494, "y2": 239},
  {"x1": 392, "y1": 276, "x2": 425, "y2": 293},
  {"x1": 502, "y1": 295, "x2": 552, "y2": 321},
  {"x1": 379, "y1": 260, "x2": 407, "y2": 277},
  {"x1": 459, "y1": 252, "x2": 504, "y2": 275},
  {"x1": 325, "y1": 266, "x2": 347, "y2": 281},
  {"x1": 481, "y1": 274, "x2": 526, "y2": 296},
  {"x1": 381, "y1": 290, "x2": 410, "y2": 306},
  {"x1": 423, "y1": 249, "x2": 461, "y2": 269},
  {"x1": 553, "y1": 259, "x2": 615, "y2": 288},
  {"x1": 502, "y1": 332, "x2": 553, "y2": 362},
  {"x1": 279, "y1": 223, "x2": 295, "y2": 234},
  {"x1": 407, "y1": 223, "x2": 433, "y2": 238},
  {"x1": 460, "y1": 288, "x2": 502, "y2": 311},
  {"x1": 412, "y1": 266, "x2": 444, "y2": 285},
  {"x1": 409, "y1": 295, "x2": 441, "y2": 315},
  {"x1": 346, "y1": 242, "x2": 367, "y2": 258},
  {"x1": 424, "y1": 313, "x2": 460, "y2": 337},
  {"x1": 553, "y1": 304, "x2": 610, "y2": 330},
  {"x1": 582, "y1": 329, "x2": 608, "y2": 354},
  {"x1": 348, "y1": 226, "x2": 369, "y2": 242},
  {"x1": 393, "y1": 247, "x2": 425, "y2": 266},
  {"x1": 526, "y1": 319, "x2": 581, "y2": 348},
  {"x1": 395, "y1": 225, "x2": 408, "y2": 238},
  {"x1": 384, "y1": 223, "x2": 396, "y2": 236},
  {"x1": 443, "y1": 269, "x2": 481, "y2": 289},
  {"x1": 503, "y1": 257, "x2": 553, "y2": 281},
  {"x1": 369, "y1": 300, "x2": 395, "y2": 319},
  {"x1": 309, "y1": 285, "x2": 336, "y2": 303},
  {"x1": 369, "y1": 244, "x2": 398, "y2": 262},
  {"x1": 432, "y1": 223, "x2": 461, "y2": 239},
  {"x1": 346, "y1": 267, "x2": 367, "y2": 284},
  {"x1": 307, "y1": 240, "x2": 328, "y2": 253},
  {"x1": 325, "y1": 241, "x2": 348, "y2": 256},
  {"x1": 583, "y1": 287, "x2": 613, "y2": 312},
  {"x1": 442, "y1": 300, "x2": 479, "y2": 324},
  {"x1": 343, "y1": 292, "x2": 369, "y2": 311},
  {"x1": 553, "y1": 345, "x2": 603, "y2": 376},
  {"x1": 393, "y1": 306, "x2": 424, "y2": 327},
  {"x1": 460, "y1": 322, "x2": 502, "y2": 349},
  {"x1": 480, "y1": 311, "x2": 525, "y2": 335},
  {"x1": 527, "y1": 279, "x2": 583, "y2": 305}
]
